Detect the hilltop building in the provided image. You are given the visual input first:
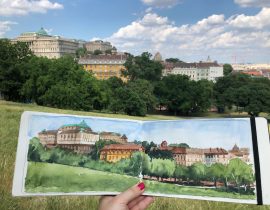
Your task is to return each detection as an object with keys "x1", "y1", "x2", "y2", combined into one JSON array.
[
  {"x1": 38, "y1": 120, "x2": 99, "y2": 154},
  {"x1": 153, "y1": 52, "x2": 162, "y2": 62},
  {"x1": 100, "y1": 144, "x2": 144, "y2": 163},
  {"x1": 85, "y1": 40, "x2": 115, "y2": 53},
  {"x1": 157, "y1": 141, "x2": 249, "y2": 166},
  {"x1": 78, "y1": 54, "x2": 127, "y2": 80},
  {"x1": 99, "y1": 132, "x2": 128, "y2": 144},
  {"x1": 12, "y1": 27, "x2": 80, "y2": 59}
]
